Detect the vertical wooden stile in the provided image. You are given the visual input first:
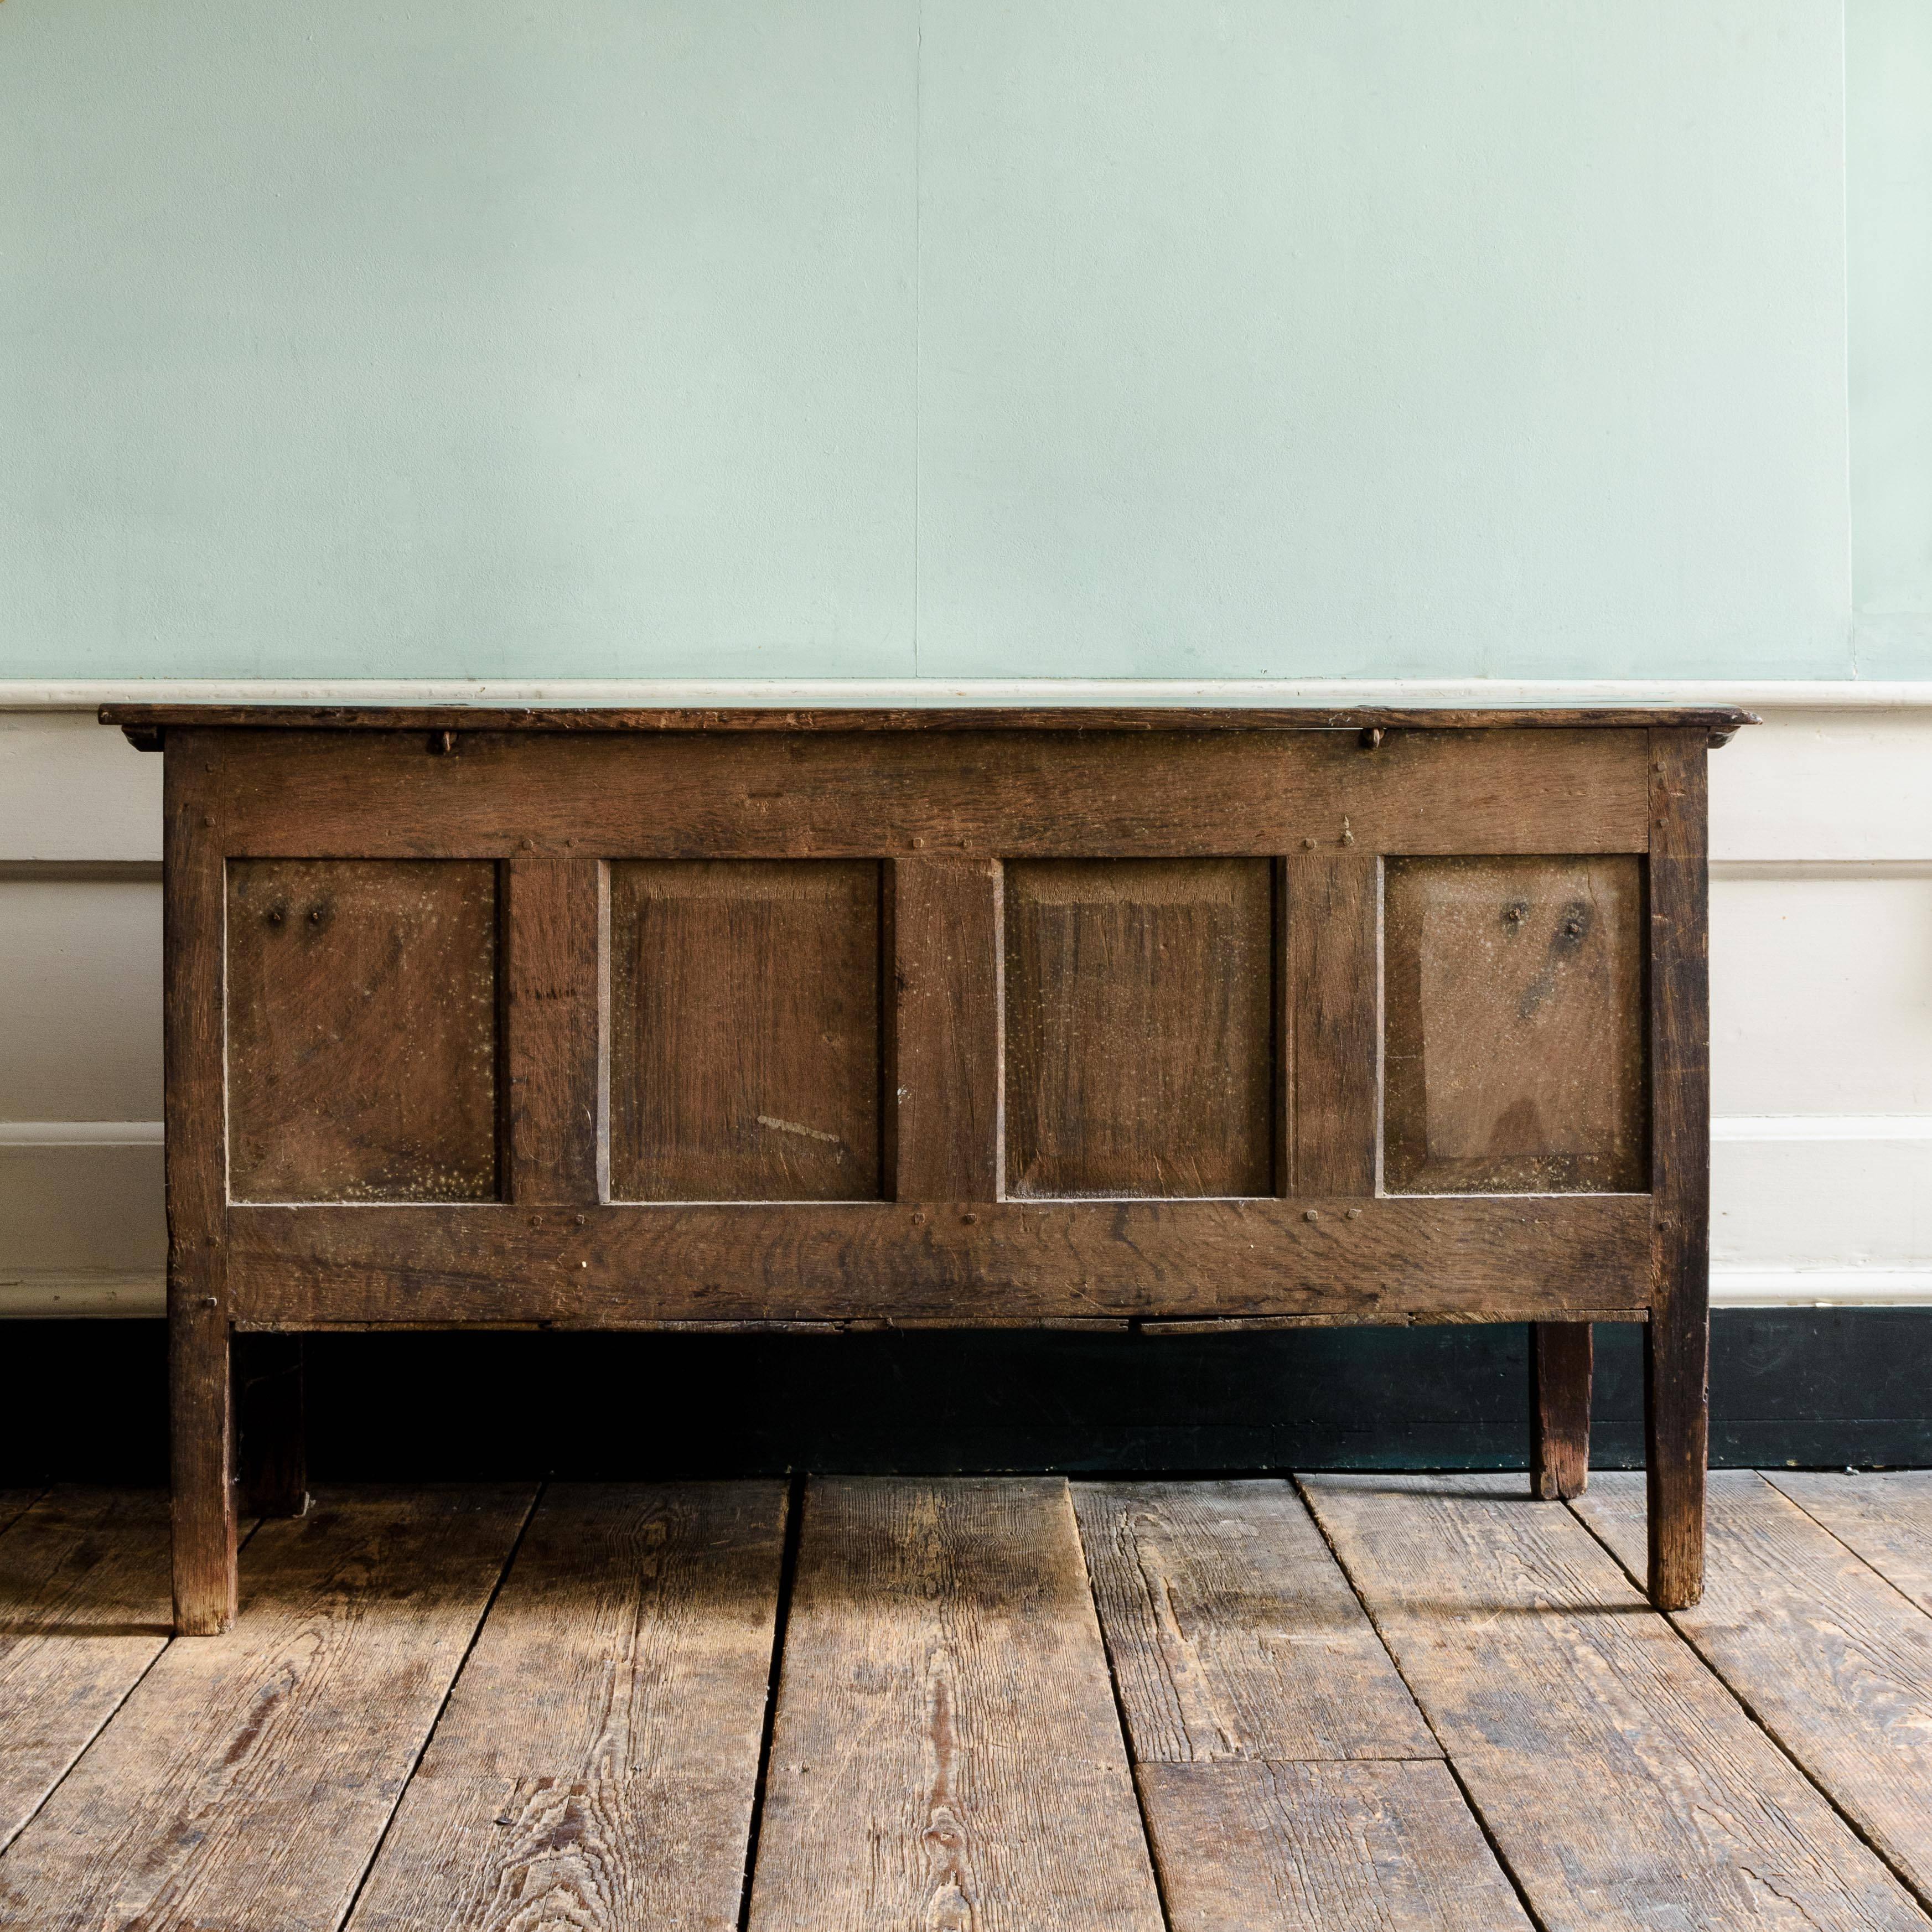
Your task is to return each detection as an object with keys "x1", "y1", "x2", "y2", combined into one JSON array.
[
  {"x1": 163, "y1": 732, "x2": 238, "y2": 1634},
  {"x1": 1284, "y1": 853, "x2": 1381, "y2": 1197},
  {"x1": 503, "y1": 856, "x2": 601, "y2": 1204},
  {"x1": 1645, "y1": 727, "x2": 1711, "y2": 1608},
  {"x1": 891, "y1": 855, "x2": 1004, "y2": 1201}
]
